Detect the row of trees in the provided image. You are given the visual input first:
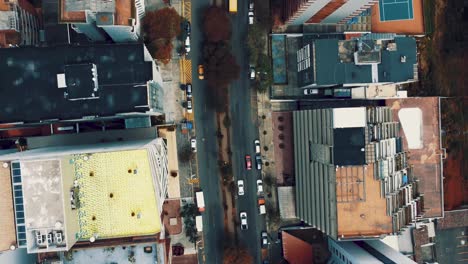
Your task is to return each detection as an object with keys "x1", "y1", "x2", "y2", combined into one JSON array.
[
  {"x1": 202, "y1": 7, "x2": 240, "y2": 112},
  {"x1": 247, "y1": 24, "x2": 272, "y2": 93}
]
